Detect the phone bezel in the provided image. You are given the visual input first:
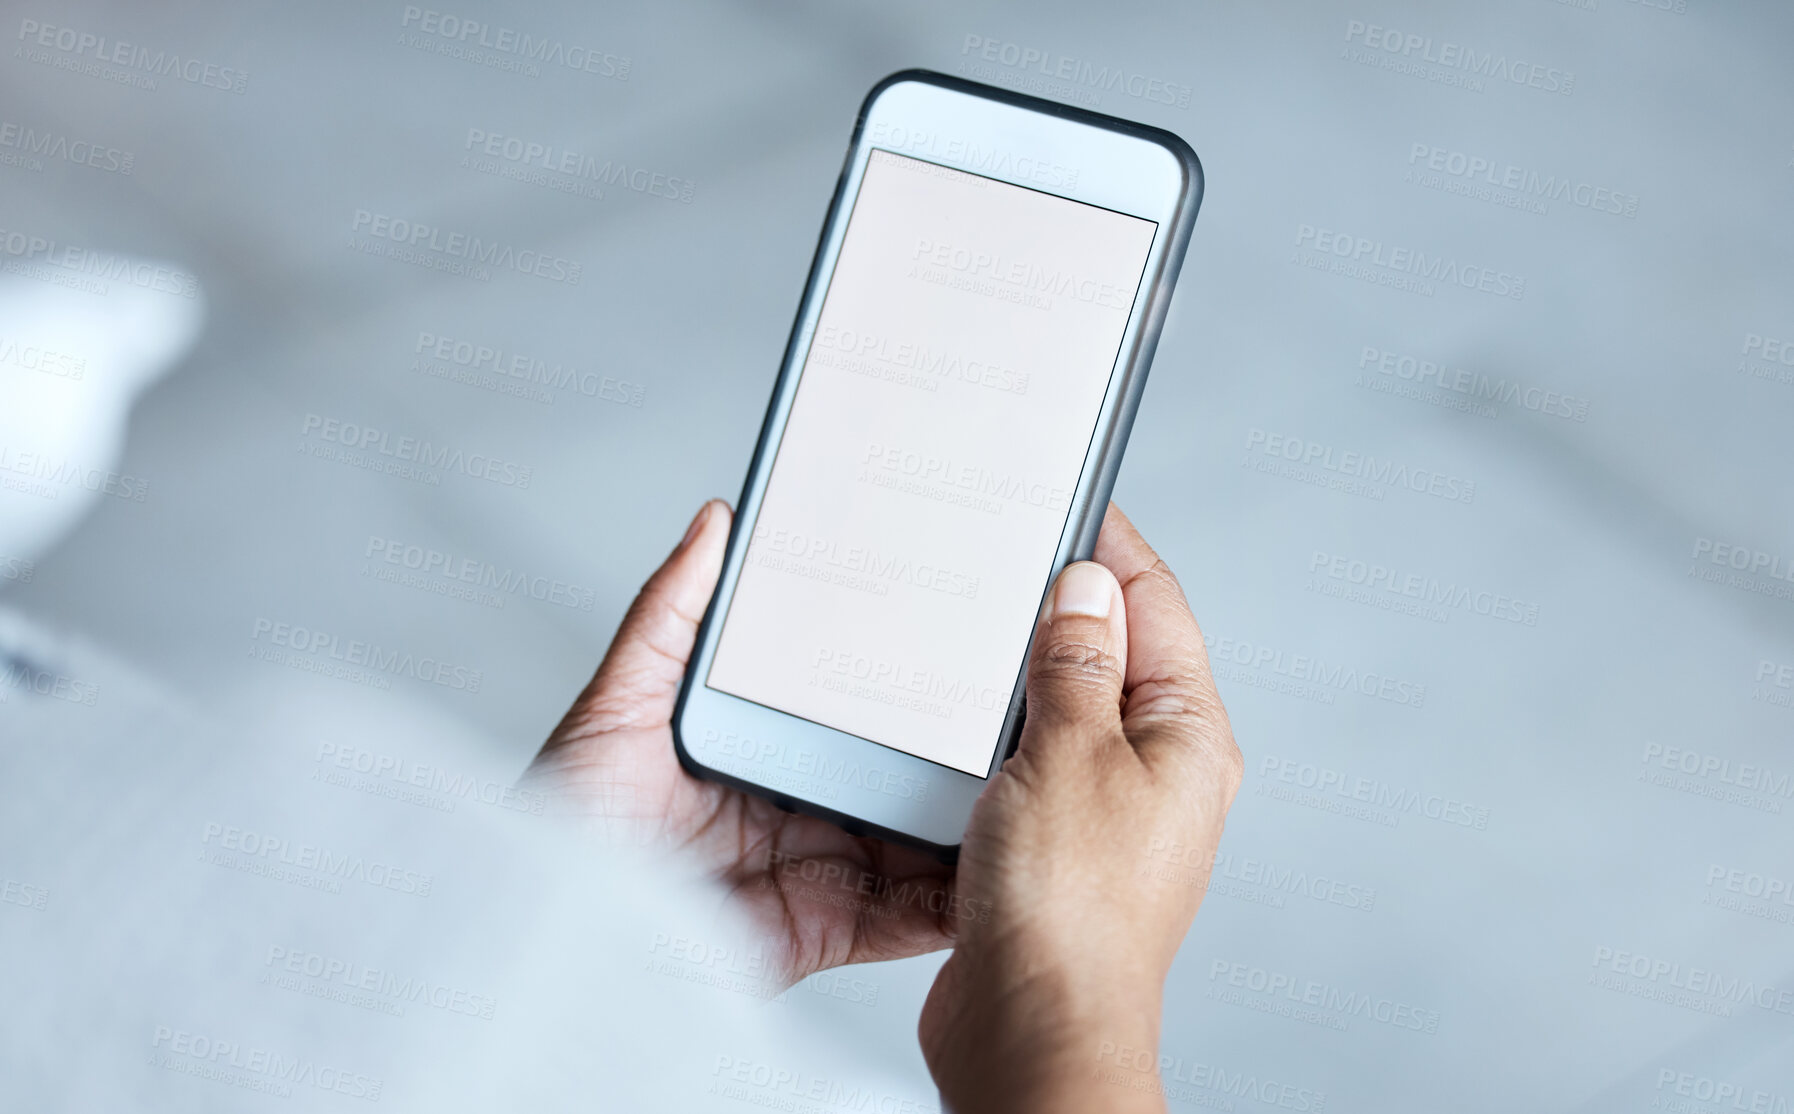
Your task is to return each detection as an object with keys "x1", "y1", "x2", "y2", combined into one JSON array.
[{"x1": 672, "y1": 68, "x2": 1203, "y2": 860}]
